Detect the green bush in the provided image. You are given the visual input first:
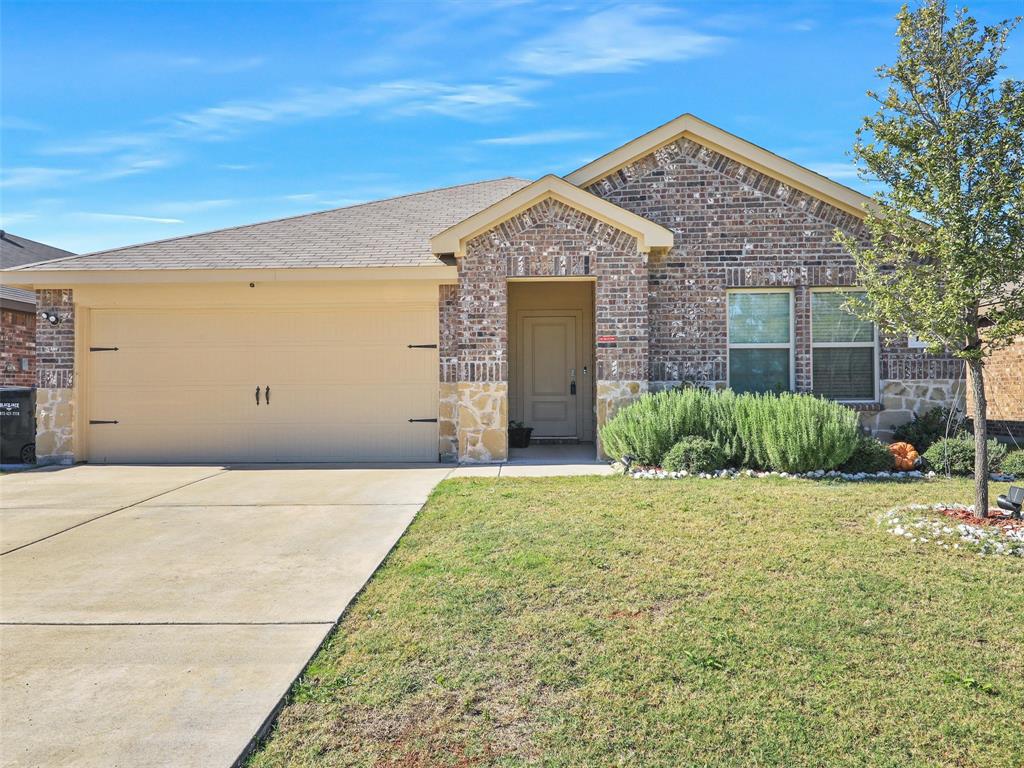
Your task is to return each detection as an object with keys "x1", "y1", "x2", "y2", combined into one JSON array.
[
  {"x1": 892, "y1": 406, "x2": 960, "y2": 451},
  {"x1": 999, "y1": 449, "x2": 1024, "y2": 477},
  {"x1": 839, "y1": 433, "x2": 896, "y2": 473},
  {"x1": 661, "y1": 436, "x2": 726, "y2": 473},
  {"x1": 922, "y1": 437, "x2": 1008, "y2": 476},
  {"x1": 599, "y1": 388, "x2": 860, "y2": 472}
]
